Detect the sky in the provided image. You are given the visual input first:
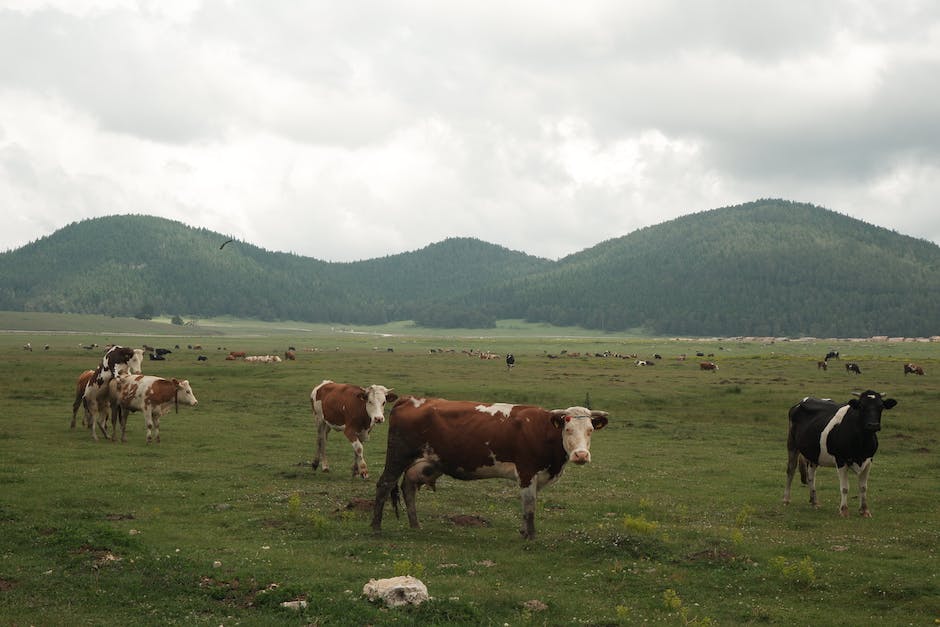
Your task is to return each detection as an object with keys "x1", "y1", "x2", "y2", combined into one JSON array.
[{"x1": 2, "y1": 1, "x2": 940, "y2": 262}]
